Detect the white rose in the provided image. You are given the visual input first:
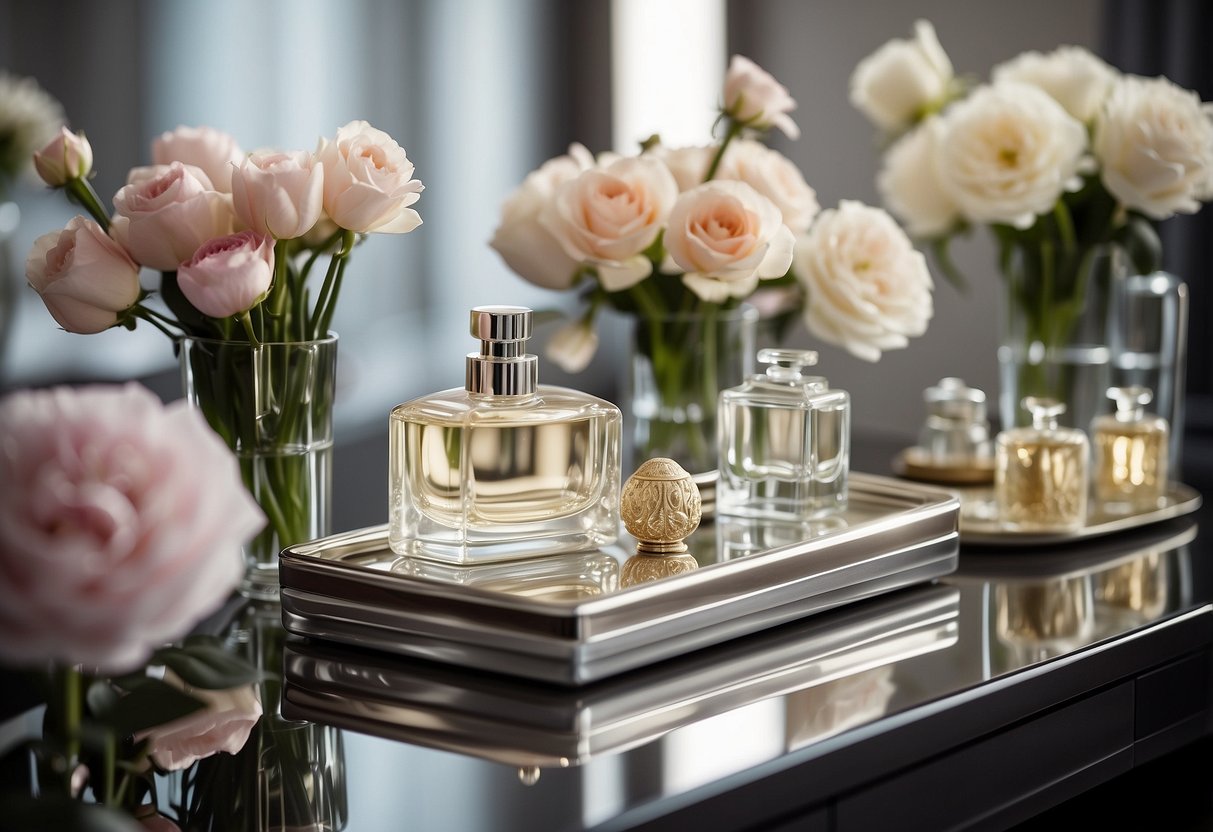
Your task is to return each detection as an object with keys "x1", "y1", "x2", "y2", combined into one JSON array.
[
  {"x1": 877, "y1": 117, "x2": 960, "y2": 238},
  {"x1": 850, "y1": 20, "x2": 954, "y2": 133},
  {"x1": 992, "y1": 46, "x2": 1118, "y2": 124},
  {"x1": 1094, "y1": 74, "x2": 1213, "y2": 220},
  {"x1": 545, "y1": 318, "x2": 598, "y2": 373},
  {"x1": 937, "y1": 82, "x2": 1088, "y2": 229},
  {"x1": 720, "y1": 139, "x2": 819, "y2": 235},
  {"x1": 645, "y1": 144, "x2": 714, "y2": 191},
  {"x1": 796, "y1": 200, "x2": 933, "y2": 362},
  {"x1": 723, "y1": 55, "x2": 800, "y2": 139},
  {"x1": 540, "y1": 155, "x2": 677, "y2": 292},
  {"x1": 490, "y1": 144, "x2": 593, "y2": 290},
  {"x1": 665, "y1": 180, "x2": 795, "y2": 303}
]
